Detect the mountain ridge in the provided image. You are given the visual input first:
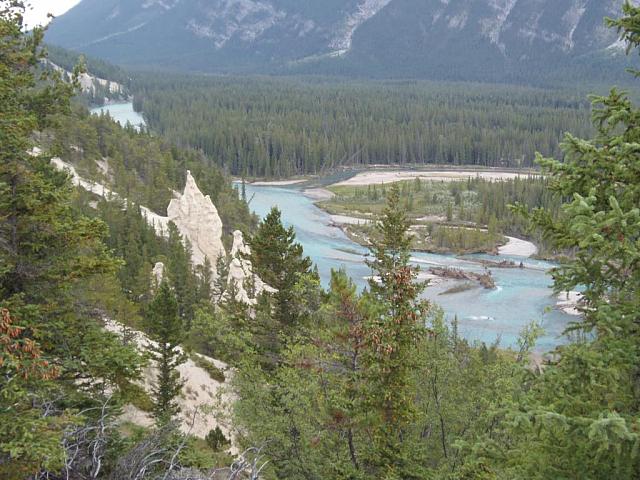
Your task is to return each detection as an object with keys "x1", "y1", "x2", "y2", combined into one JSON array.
[{"x1": 45, "y1": 0, "x2": 640, "y2": 82}]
